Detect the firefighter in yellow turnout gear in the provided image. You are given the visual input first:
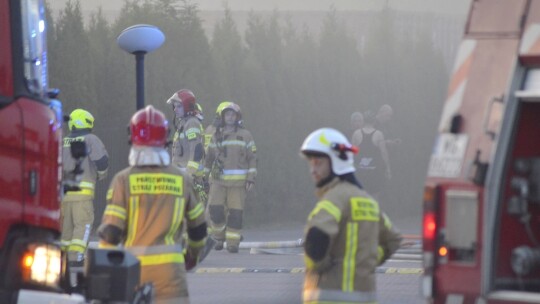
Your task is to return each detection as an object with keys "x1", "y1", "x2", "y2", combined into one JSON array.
[
  {"x1": 98, "y1": 106, "x2": 207, "y2": 303},
  {"x1": 300, "y1": 128, "x2": 402, "y2": 304},
  {"x1": 168, "y1": 89, "x2": 204, "y2": 178},
  {"x1": 204, "y1": 102, "x2": 256, "y2": 253},
  {"x1": 61, "y1": 109, "x2": 109, "y2": 266},
  {"x1": 199, "y1": 101, "x2": 232, "y2": 201},
  {"x1": 203, "y1": 101, "x2": 232, "y2": 151}
]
